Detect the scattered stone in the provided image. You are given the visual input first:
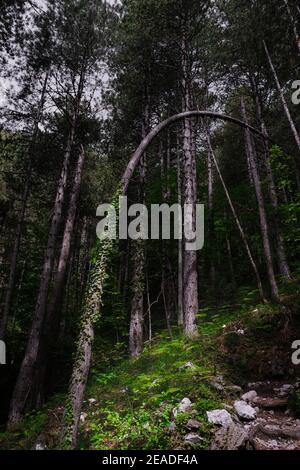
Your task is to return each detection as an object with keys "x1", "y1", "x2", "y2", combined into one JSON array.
[
  {"x1": 35, "y1": 443, "x2": 46, "y2": 451},
  {"x1": 80, "y1": 412, "x2": 88, "y2": 423},
  {"x1": 241, "y1": 390, "x2": 258, "y2": 402},
  {"x1": 88, "y1": 398, "x2": 97, "y2": 405},
  {"x1": 211, "y1": 423, "x2": 248, "y2": 450},
  {"x1": 173, "y1": 398, "x2": 193, "y2": 417},
  {"x1": 186, "y1": 419, "x2": 201, "y2": 430},
  {"x1": 207, "y1": 409, "x2": 233, "y2": 427},
  {"x1": 234, "y1": 400, "x2": 257, "y2": 421},
  {"x1": 184, "y1": 433, "x2": 203, "y2": 445}
]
